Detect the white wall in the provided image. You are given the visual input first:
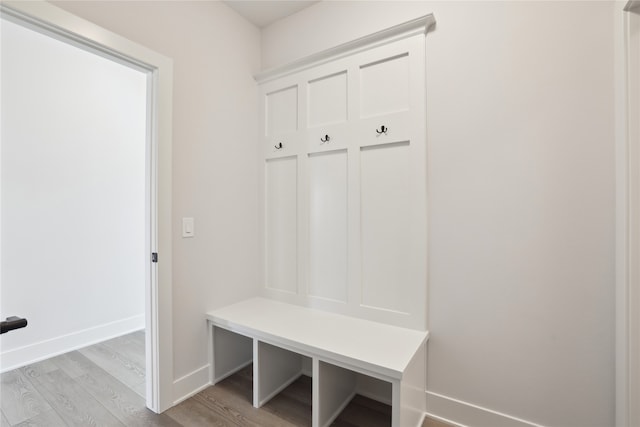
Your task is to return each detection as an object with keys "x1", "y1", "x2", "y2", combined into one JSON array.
[
  {"x1": 50, "y1": 0, "x2": 262, "y2": 397},
  {"x1": 1, "y1": 18, "x2": 147, "y2": 370},
  {"x1": 35, "y1": 2, "x2": 617, "y2": 424},
  {"x1": 262, "y1": 2, "x2": 615, "y2": 427}
]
